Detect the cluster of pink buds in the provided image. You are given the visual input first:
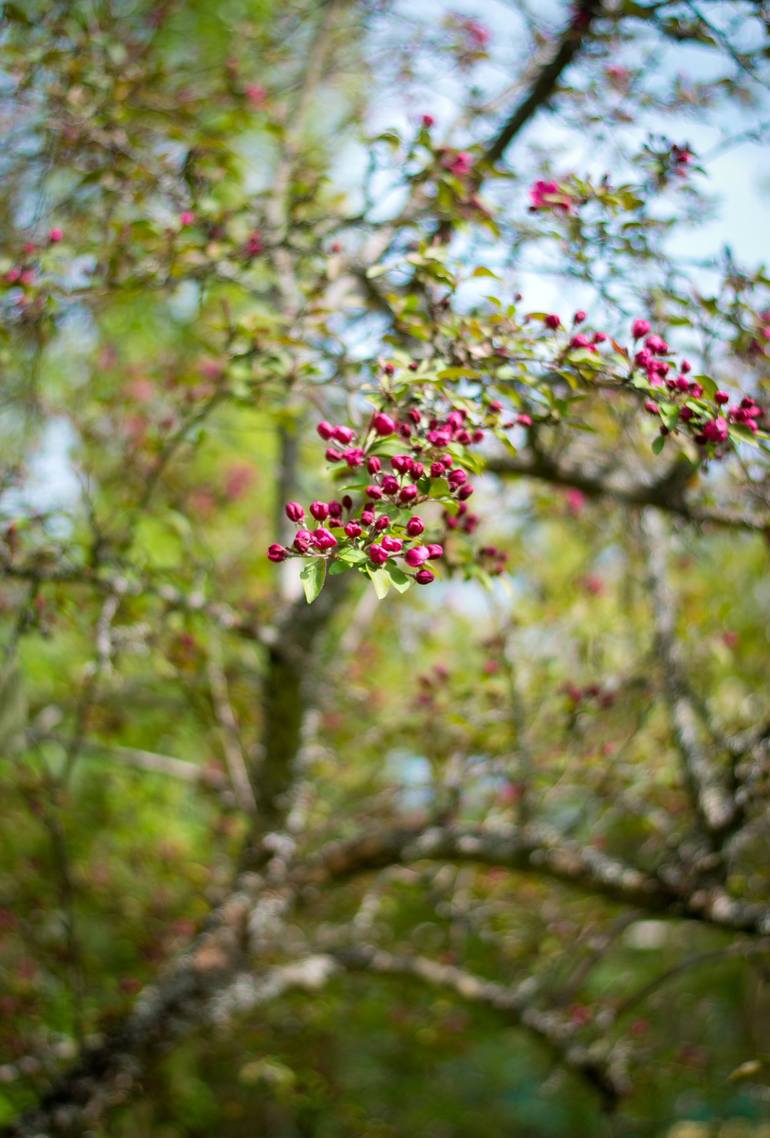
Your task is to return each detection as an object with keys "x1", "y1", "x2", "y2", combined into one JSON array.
[
  {"x1": 563, "y1": 682, "x2": 615, "y2": 709},
  {"x1": 266, "y1": 394, "x2": 503, "y2": 595},
  {"x1": 632, "y1": 317, "x2": 766, "y2": 449}
]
